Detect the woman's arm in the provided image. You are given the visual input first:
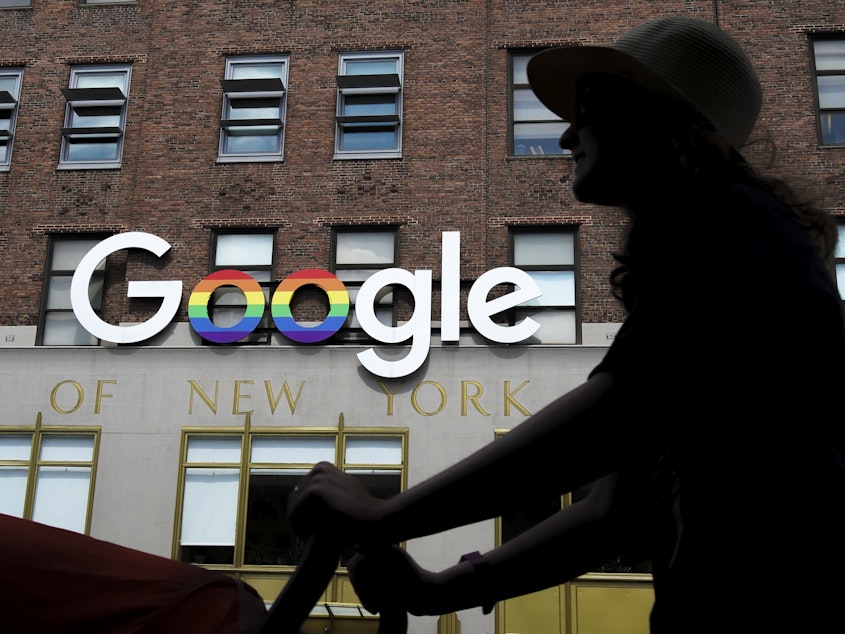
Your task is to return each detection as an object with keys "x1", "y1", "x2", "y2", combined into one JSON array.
[
  {"x1": 347, "y1": 471, "x2": 637, "y2": 617},
  {"x1": 288, "y1": 372, "x2": 633, "y2": 544}
]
